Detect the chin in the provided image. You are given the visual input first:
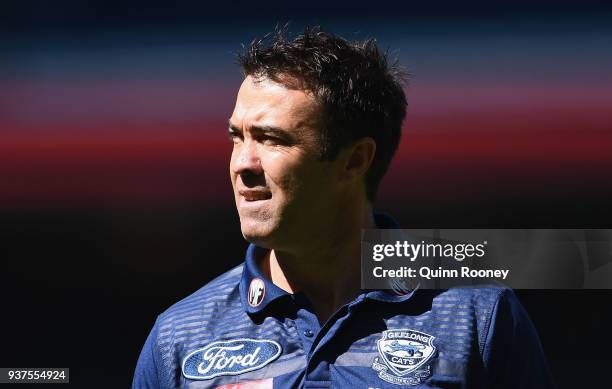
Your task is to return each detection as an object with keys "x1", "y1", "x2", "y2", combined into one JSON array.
[{"x1": 240, "y1": 220, "x2": 276, "y2": 248}]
